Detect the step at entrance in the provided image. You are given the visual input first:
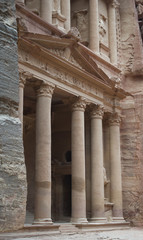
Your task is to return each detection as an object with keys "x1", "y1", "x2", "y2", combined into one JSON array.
[{"x1": 59, "y1": 223, "x2": 79, "y2": 234}]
